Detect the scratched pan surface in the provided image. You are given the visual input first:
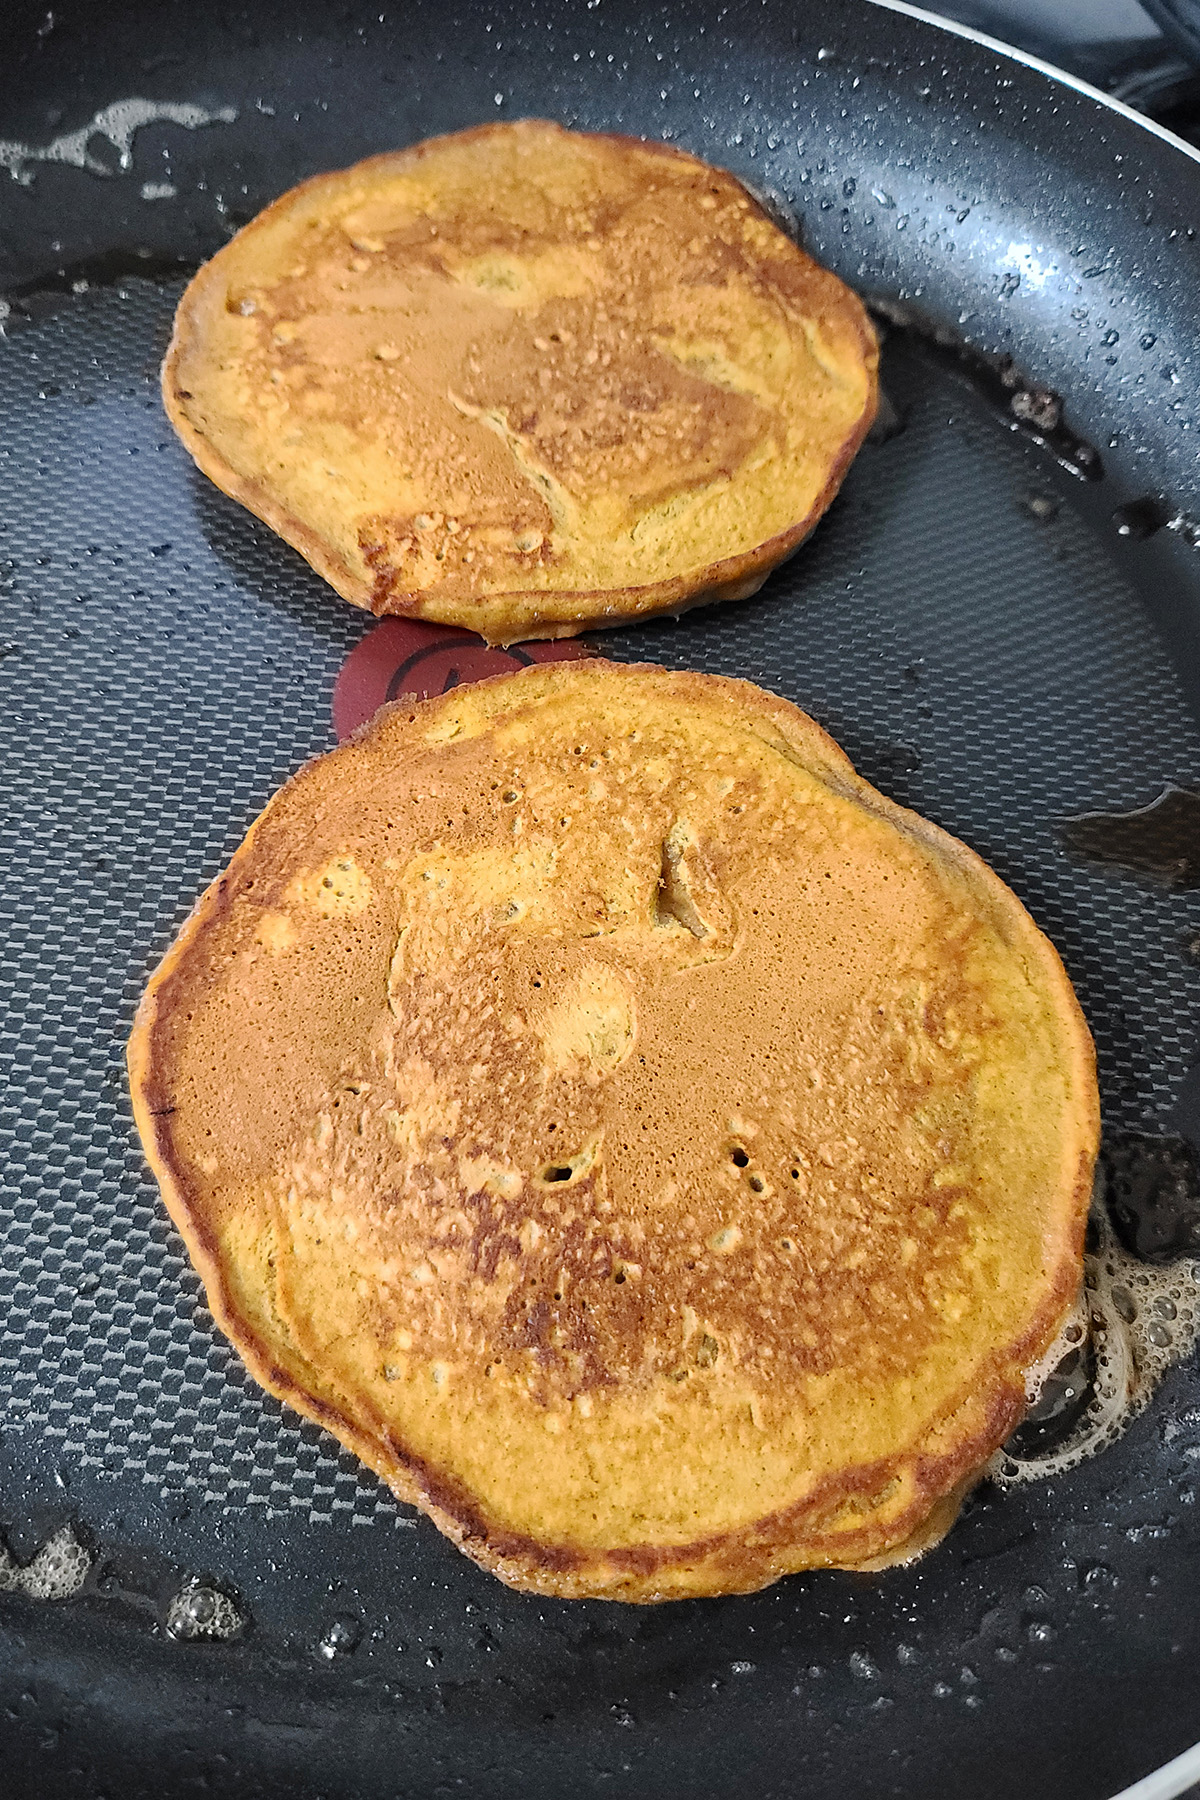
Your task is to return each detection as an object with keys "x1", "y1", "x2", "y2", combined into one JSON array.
[{"x1": 2, "y1": 1, "x2": 1200, "y2": 1795}]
